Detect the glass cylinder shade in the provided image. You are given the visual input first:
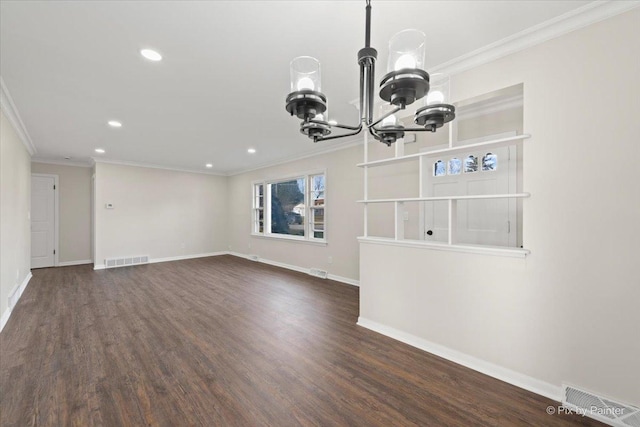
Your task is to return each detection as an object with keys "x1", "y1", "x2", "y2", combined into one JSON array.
[
  {"x1": 378, "y1": 105, "x2": 399, "y2": 127},
  {"x1": 387, "y1": 29, "x2": 426, "y2": 73},
  {"x1": 425, "y1": 73, "x2": 451, "y2": 106},
  {"x1": 290, "y1": 56, "x2": 322, "y2": 93}
]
